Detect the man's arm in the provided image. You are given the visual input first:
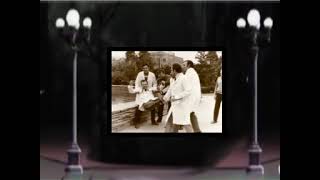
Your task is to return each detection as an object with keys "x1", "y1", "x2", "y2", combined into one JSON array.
[
  {"x1": 163, "y1": 79, "x2": 173, "y2": 102},
  {"x1": 128, "y1": 85, "x2": 142, "y2": 94},
  {"x1": 162, "y1": 86, "x2": 170, "y2": 94},
  {"x1": 163, "y1": 87, "x2": 171, "y2": 102}
]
